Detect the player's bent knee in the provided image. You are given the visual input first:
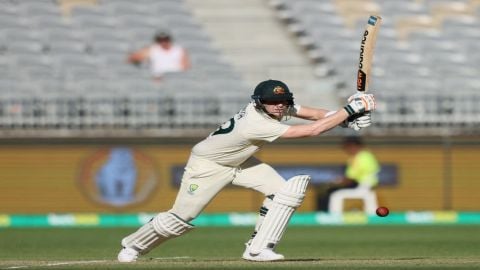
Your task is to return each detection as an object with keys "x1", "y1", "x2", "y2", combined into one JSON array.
[{"x1": 274, "y1": 175, "x2": 311, "y2": 208}]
